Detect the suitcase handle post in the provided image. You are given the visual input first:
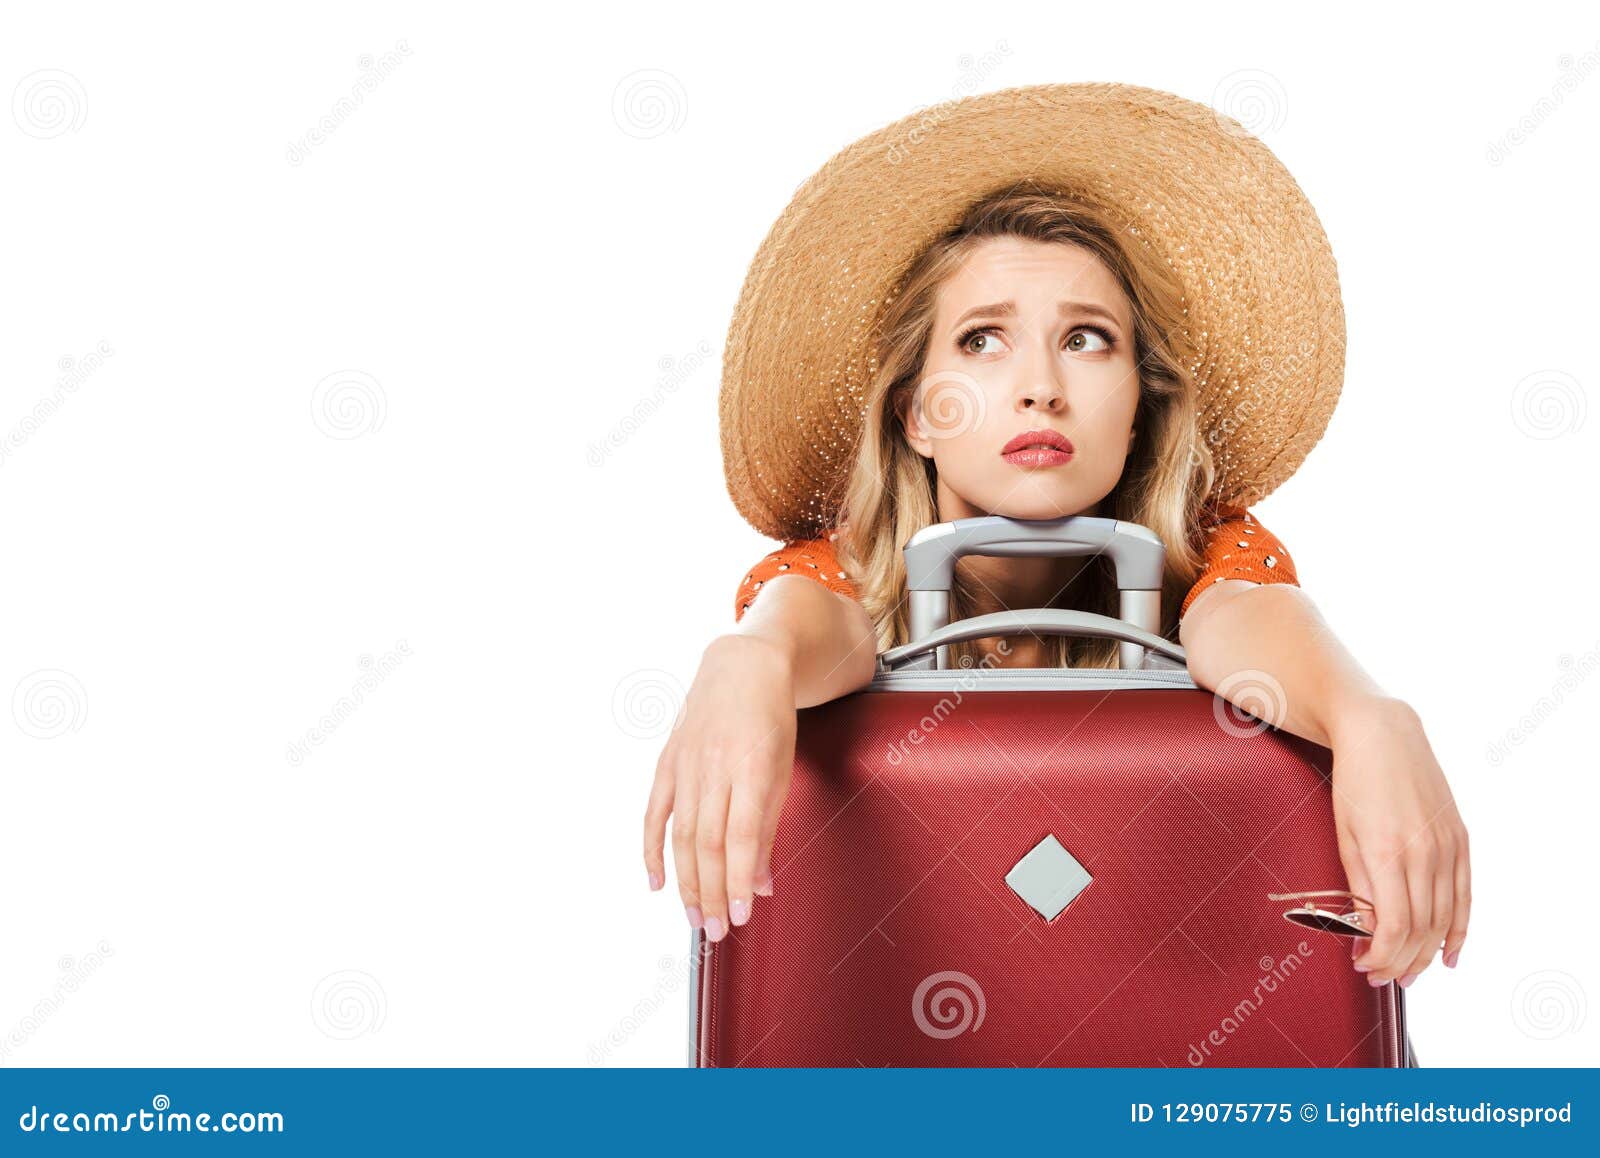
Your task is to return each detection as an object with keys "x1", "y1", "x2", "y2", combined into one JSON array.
[{"x1": 900, "y1": 515, "x2": 1166, "y2": 670}]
